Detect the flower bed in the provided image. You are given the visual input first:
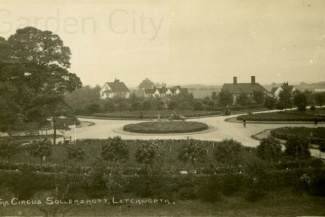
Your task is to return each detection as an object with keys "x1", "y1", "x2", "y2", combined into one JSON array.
[{"x1": 123, "y1": 121, "x2": 209, "y2": 134}]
